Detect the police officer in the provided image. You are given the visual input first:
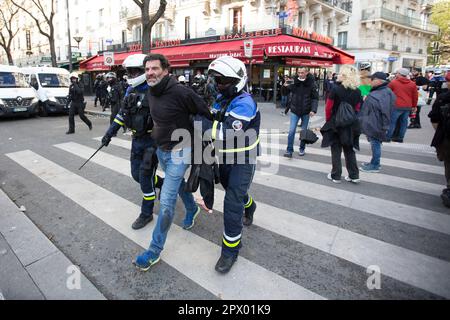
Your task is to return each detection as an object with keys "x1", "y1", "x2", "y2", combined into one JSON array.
[
  {"x1": 105, "y1": 72, "x2": 124, "y2": 126},
  {"x1": 101, "y1": 54, "x2": 163, "y2": 229},
  {"x1": 195, "y1": 56, "x2": 259, "y2": 273},
  {"x1": 66, "y1": 72, "x2": 92, "y2": 134}
]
